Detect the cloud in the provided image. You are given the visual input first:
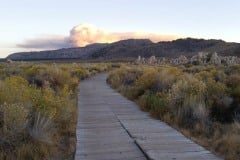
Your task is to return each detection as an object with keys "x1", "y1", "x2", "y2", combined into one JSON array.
[{"x1": 18, "y1": 23, "x2": 180, "y2": 49}]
